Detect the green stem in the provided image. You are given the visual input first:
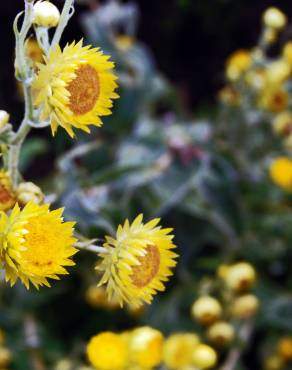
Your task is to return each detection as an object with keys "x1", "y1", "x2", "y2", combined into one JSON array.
[{"x1": 51, "y1": 0, "x2": 74, "y2": 49}]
